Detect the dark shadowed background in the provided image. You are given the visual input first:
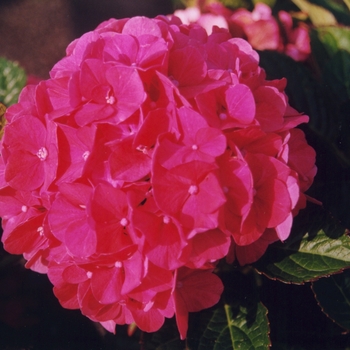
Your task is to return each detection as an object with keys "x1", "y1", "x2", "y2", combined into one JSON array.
[{"x1": 0, "y1": 0, "x2": 173, "y2": 78}]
